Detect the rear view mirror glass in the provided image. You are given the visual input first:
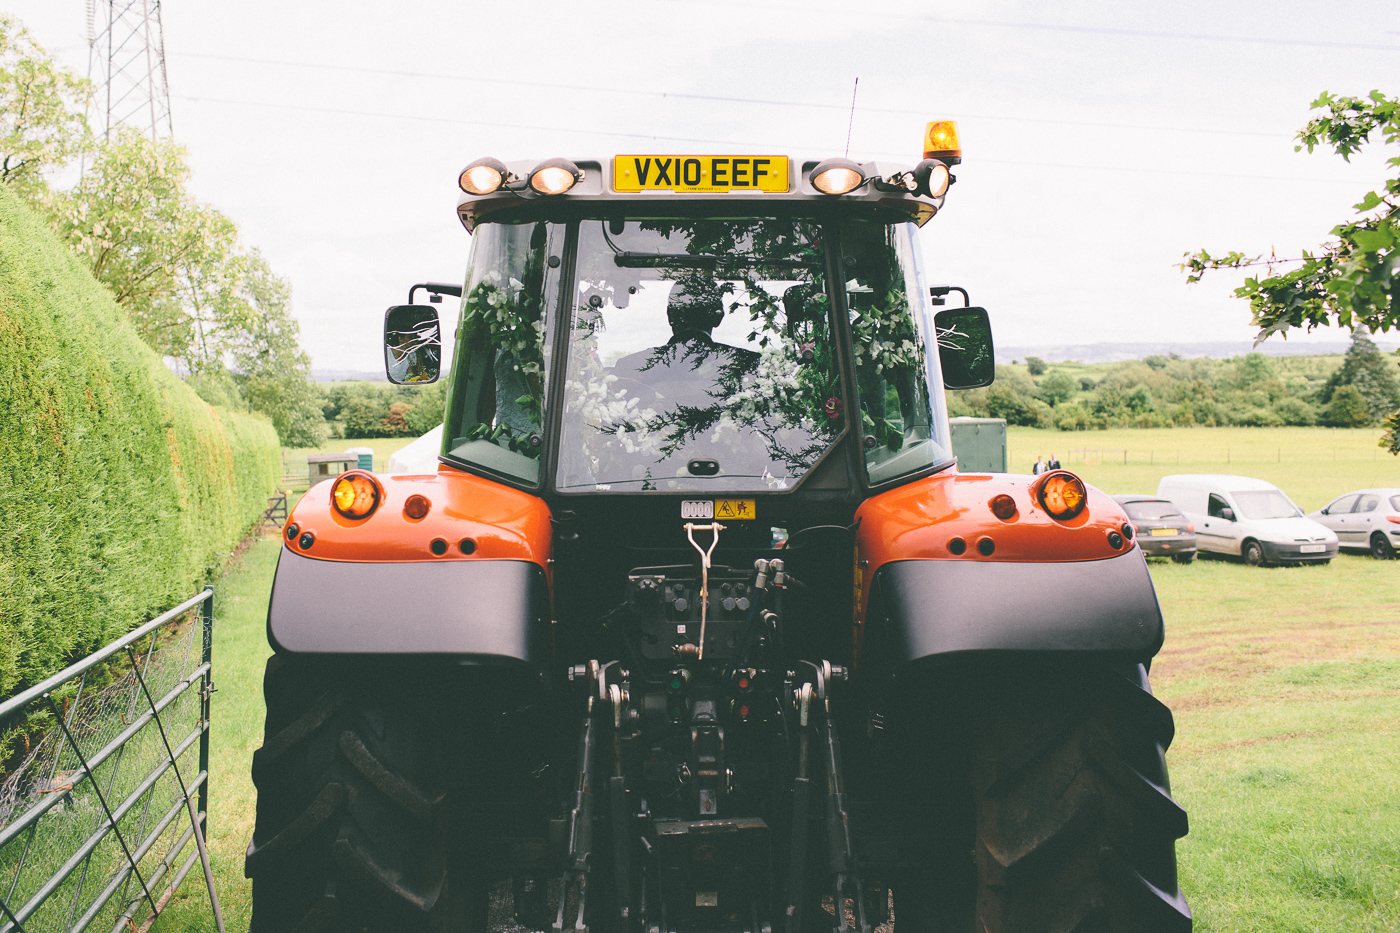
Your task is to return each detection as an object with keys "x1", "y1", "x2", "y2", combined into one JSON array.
[
  {"x1": 384, "y1": 305, "x2": 441, "y2": 384},
  {"x1": 935, "y1": 306, "x2": 995, "y2": 389}
]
